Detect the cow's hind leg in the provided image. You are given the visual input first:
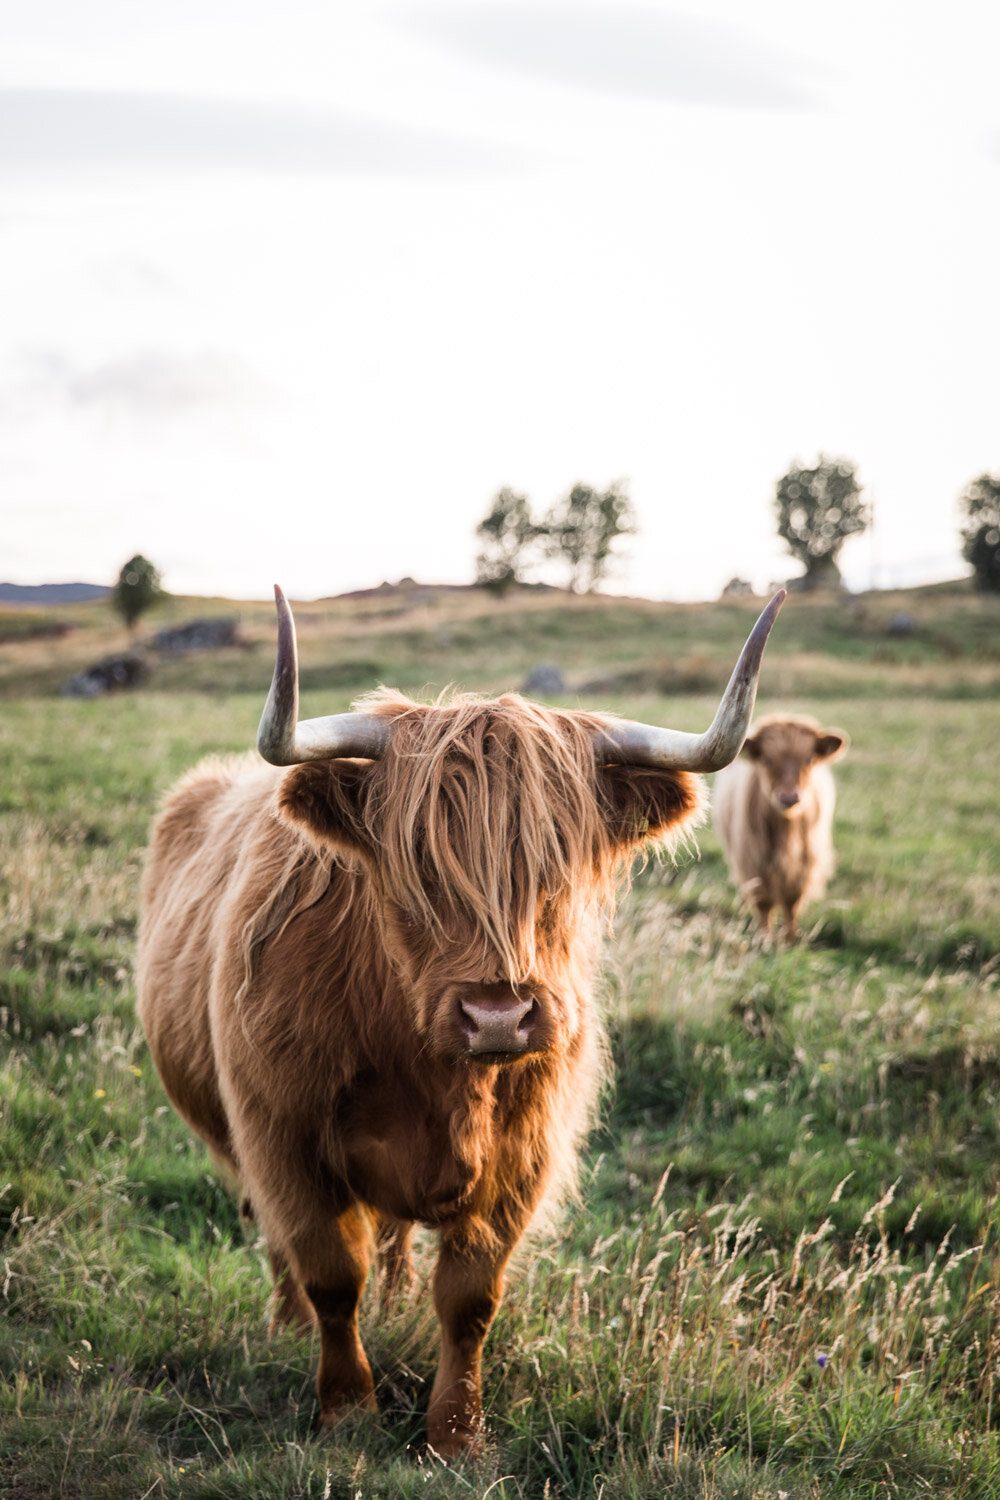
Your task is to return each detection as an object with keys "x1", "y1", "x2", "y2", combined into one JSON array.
[
  {"x1": 238, "y1": 1191, "x2": 315, "y2": 1330},
  {"x1": 267, "y1": 1245, "x2": 316, "y2": 1332},
  {"x1": 781, "y1": 901, "x2": 801, "y2": 942},
  {"x1": 751, "y1": 900, "x2": 774, "y2": 936},
  {"x1": 376, "y1": 1218, "x2": 414, "y2": 1307}
]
